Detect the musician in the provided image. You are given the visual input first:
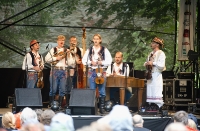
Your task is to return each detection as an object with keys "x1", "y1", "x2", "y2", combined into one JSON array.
[
  {"x1": 22, "y1": 40, "x2": 44, "y2": 88},
  {"x1": 82, "y1": 34, "x2": 112, "y2": 114},
  {"x1": 144, "y1": 37, "x2": 166, "y2": 109},
  {"x1": 65, "y1": 36, "x2": 83, "y2": 106},
  {"x1": 106, "y1": 51, "x2": 132, "y2": 103},
  {"x1": 45, "y1": 35, "x2": 69, "y2": 109}
]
